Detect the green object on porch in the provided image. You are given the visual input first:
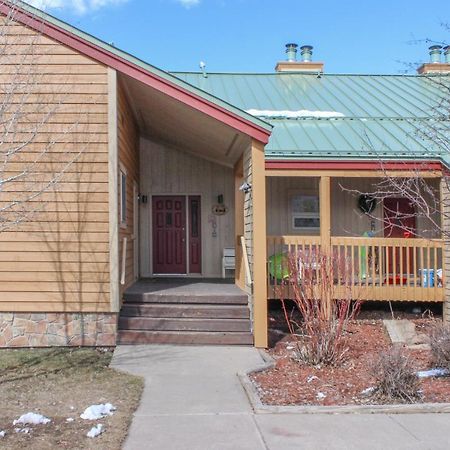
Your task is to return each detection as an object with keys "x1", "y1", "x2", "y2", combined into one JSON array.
[
  {"x1": 360, "y1": 231, "x2": 371, "y2": 279},
  {"x1": 268, "y1": 253, "x2": 289, "y2": 281}
]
